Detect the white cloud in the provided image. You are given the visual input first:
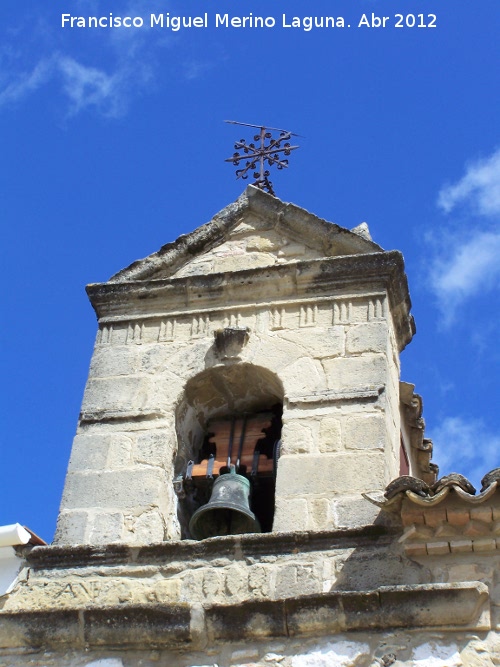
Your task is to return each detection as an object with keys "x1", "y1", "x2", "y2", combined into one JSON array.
[
  {"x1": 429, "y1": 147, "x2": 500, "y2": 325},
  {"x1": 429, "y1": 230, "x2": 500, "y2": 326},
  {"x1": 428, "y1": 416, "x2": 500, "y2": 490},
  {"x1": 438, "y1": 148, "x2": 500, "y2": 216},
  {"x1": 0, "y1": 54, "x2": 128, "y2": 118},
  {"x1": 0, "y1": 0, "x2": 166, "y2": 117},
  {"x1": 56, "y1": 56, "x2": 124, "y2": 117},
  {"x1": 0, "y1": 0, "x2": 219, "y2": 117},
  {"x1": 0, "y1": 58, "x2": 52, "y2": 106}
]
